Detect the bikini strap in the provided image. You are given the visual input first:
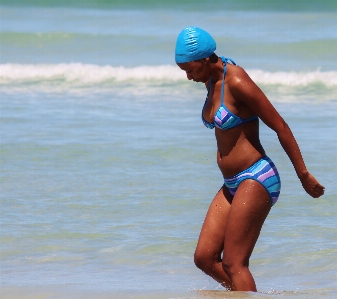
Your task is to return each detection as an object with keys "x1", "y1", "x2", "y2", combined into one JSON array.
[
  {"x1": 220, "y1": 56, "x2": 237, "y2": 66},
  {"x1": 220, "y1": 56, "x2": 237, "y2": 105},
  {"x1": 207, "y1": 77, "x2": 213, "y2": 94},
  {"x1": 220, "y1": 66, "x2": 225, "y2": 105}
]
